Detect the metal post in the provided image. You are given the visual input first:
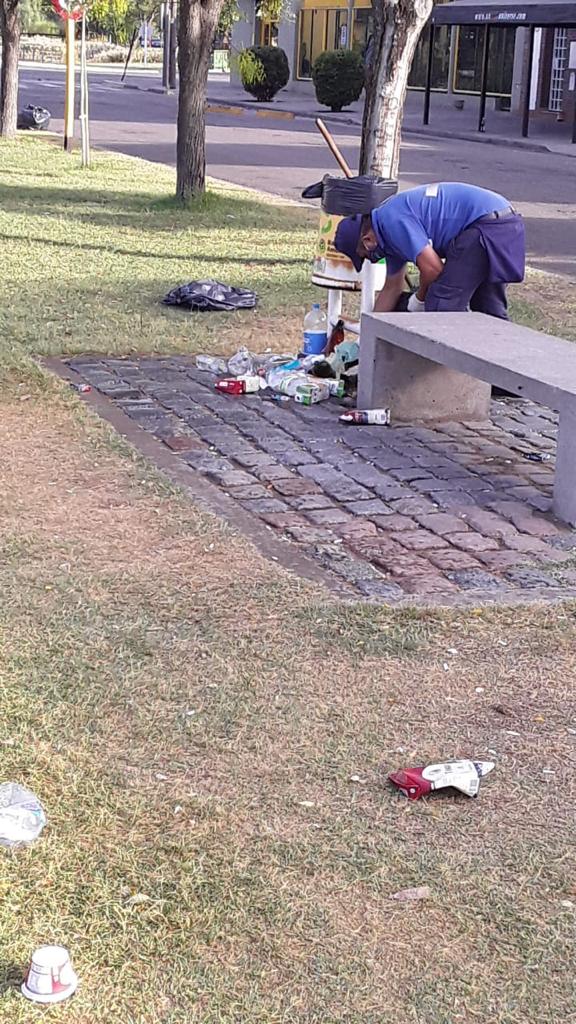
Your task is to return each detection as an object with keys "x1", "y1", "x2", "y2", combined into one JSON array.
[
  {"x1": 478, "y1": 25, "x2": 490, "y2": 132},
  {"x1": 143, "y1": 21, "x2": 148, "y2": 65},
  {"x1": 423, "y1": 23, "x2": 435, "y2": 125},
  {"x1": 168, "y1": 0, "x2": 177, "y2": 91},
  {"x1": 162, "y1": 3, "x2": 170, "y2": 92},
  {"x1": 327, "y1": 289, "x2": 343, "y2": 330},
  {"x1": 360, "y1": 262, "x2": 381, "y2": 316},
  {"x1": 522, "y1": 24, "x2": 536, "y2": 138},
  {"x1": 80, "y1": 13, "x2": 90, "y2": 167},
  {"x1": 63, "y1": 18, "x2": 75, "y2": 151},
  {"x1": 572, "y1": 87, "x2": 576, "y2": 144}
]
